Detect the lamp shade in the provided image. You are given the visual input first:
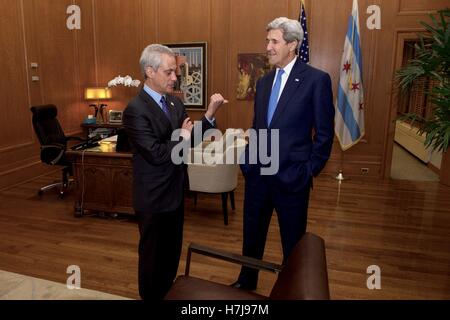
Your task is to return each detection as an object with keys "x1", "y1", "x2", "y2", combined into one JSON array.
[{"x1": 84, "y1": 87, "x2": 112, "y2": 100}]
